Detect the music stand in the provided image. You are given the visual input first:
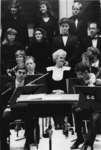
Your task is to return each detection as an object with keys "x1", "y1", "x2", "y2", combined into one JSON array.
[{"x1": 74, "y1": 85, "x2": 101, "y2": 102}]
